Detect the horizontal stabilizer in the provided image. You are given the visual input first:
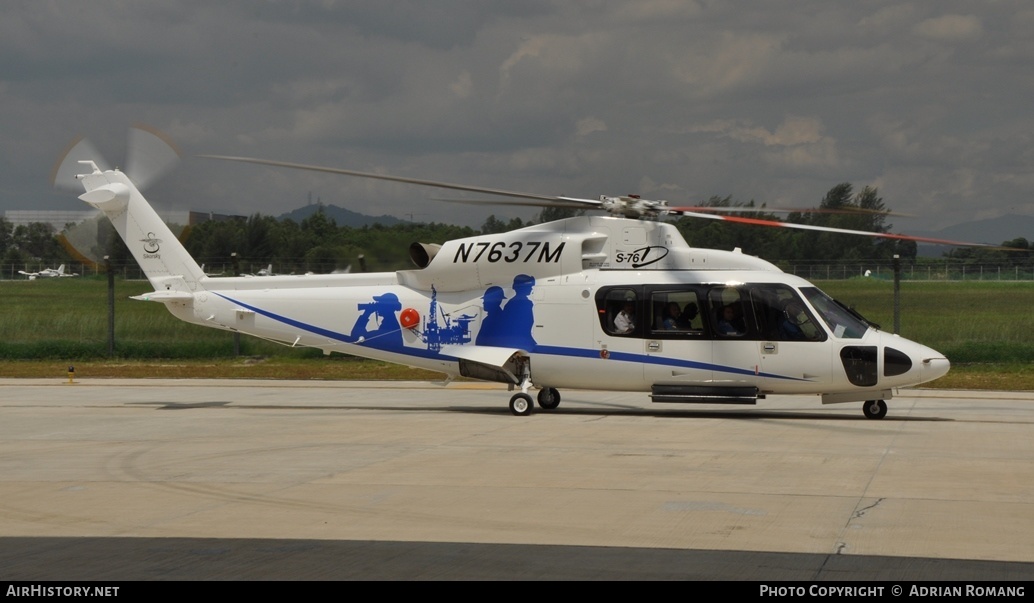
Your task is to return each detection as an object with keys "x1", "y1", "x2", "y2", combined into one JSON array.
[
  {"x1": 79, "y1": 183, "x2": 130, "y2": 210},
  {"x1": 131, "y1": 291, "x2": 195, "y2": 302}
]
